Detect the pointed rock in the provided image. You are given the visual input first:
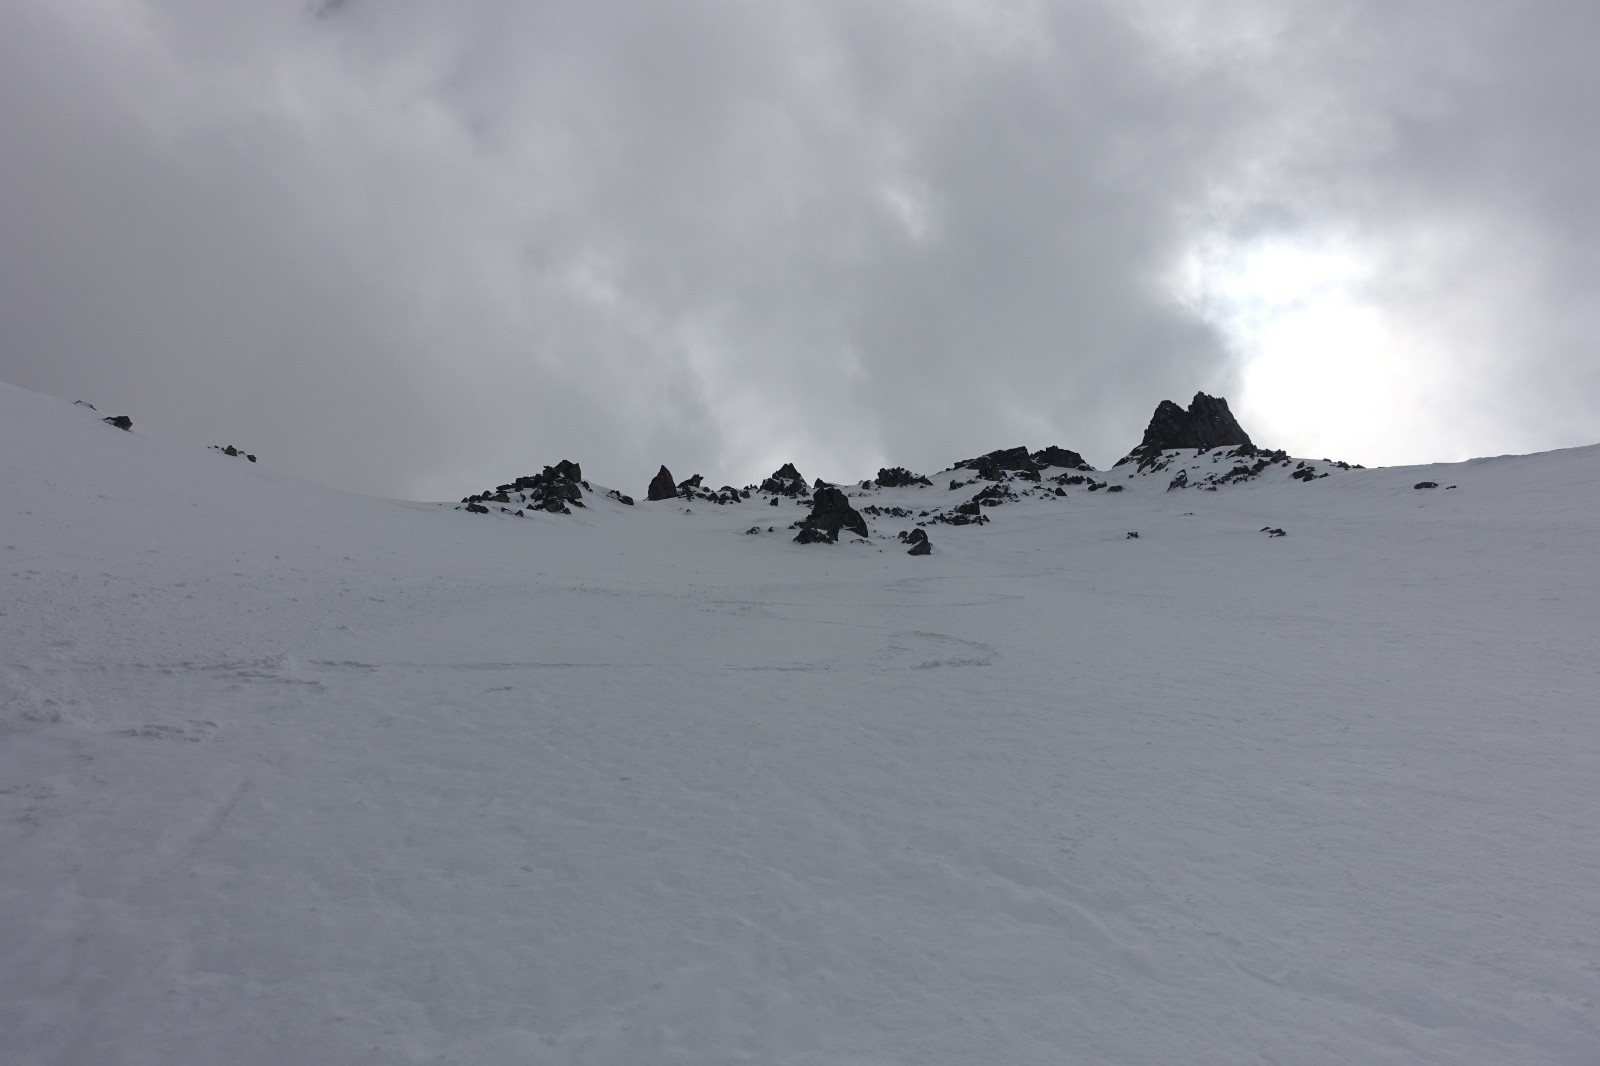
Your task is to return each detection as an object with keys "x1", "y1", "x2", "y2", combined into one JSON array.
[{"x1": 647, "y1": 465, "x2": 677, "y2": 501}]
